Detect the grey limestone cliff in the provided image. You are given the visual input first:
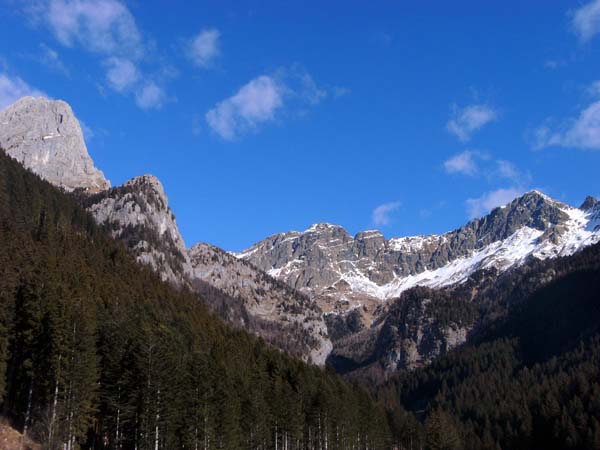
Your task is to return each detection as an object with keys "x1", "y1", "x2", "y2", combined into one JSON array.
[{"x1": 0, "y1": 97, "x2": 109, "y2": 191}]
